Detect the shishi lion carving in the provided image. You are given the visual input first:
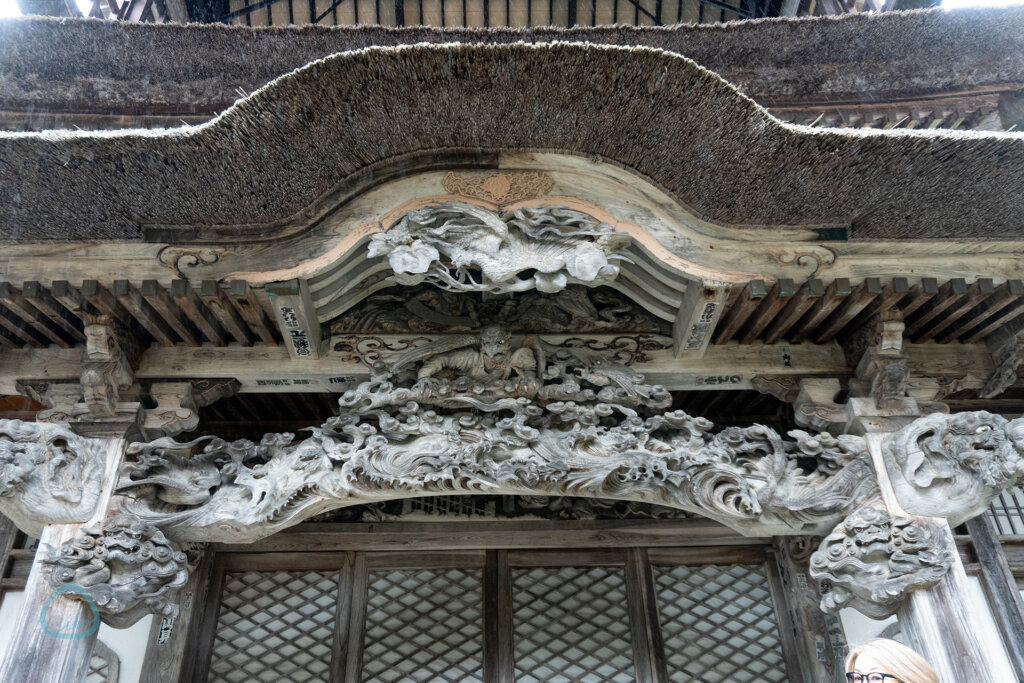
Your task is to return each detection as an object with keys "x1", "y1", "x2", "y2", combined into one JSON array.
[
  {"x1": 43, "y1": 513, "x2": 189, "y2": 628},
  {"x1": 884, "y1": 411, "x2": 1024, "y2": 525},
  {"x1": 0, "y1": 420, "x2": 106, "y2": 535},
  {"x1": 809, "y1": 505, "x2": 952, "y2": 619}
]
